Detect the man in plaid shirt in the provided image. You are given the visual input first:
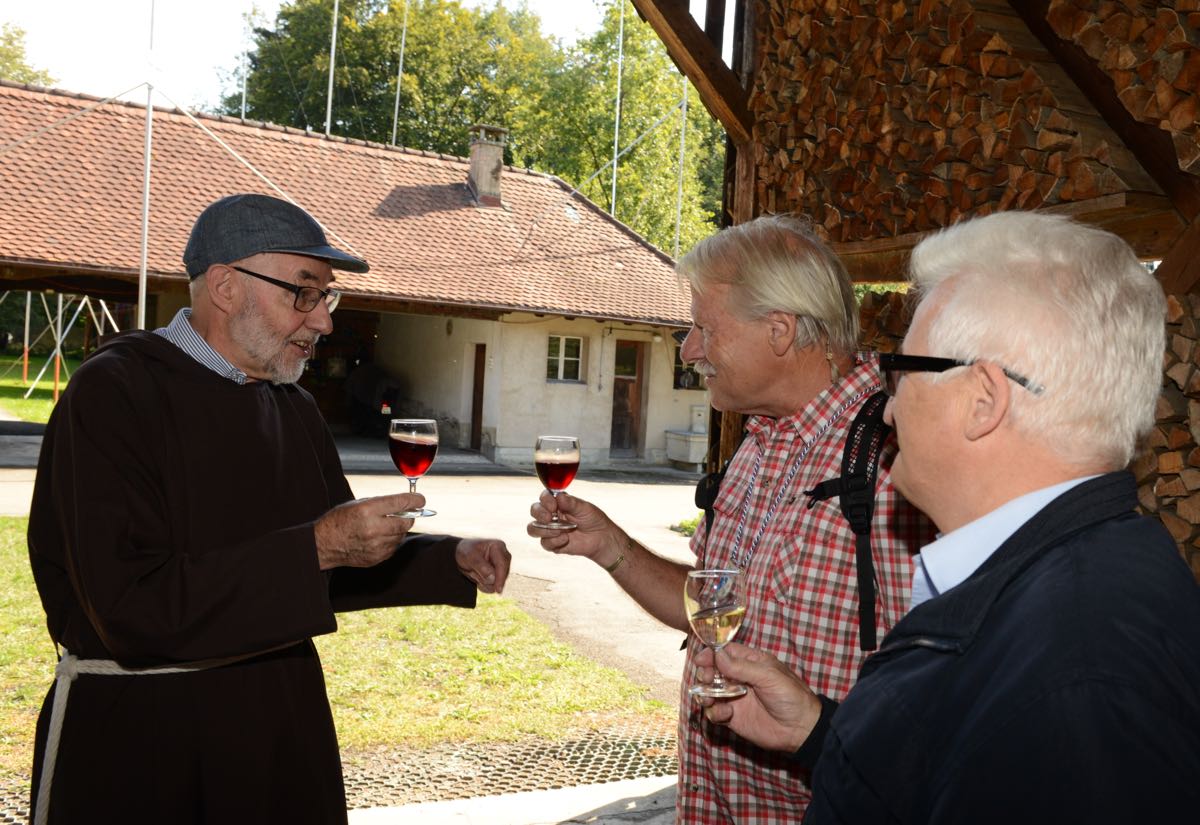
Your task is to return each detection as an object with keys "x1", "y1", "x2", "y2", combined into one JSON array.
[{"x1": 529, "y1": 214, "x2": 932, "y2": 822}]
